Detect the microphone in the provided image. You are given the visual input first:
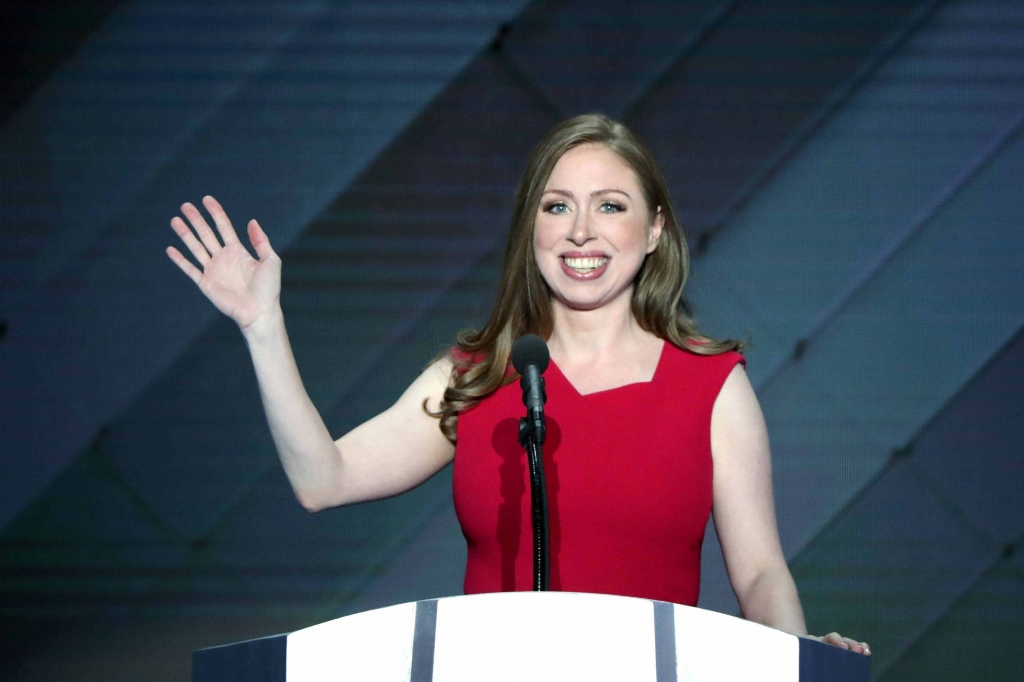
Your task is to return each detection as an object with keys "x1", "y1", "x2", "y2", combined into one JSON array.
[
  {"x1": 512, "y1": 333, "x2": 551, "y2": 591},
  {"x1": 512, "y1": 334, "x2": 549, "y2": 445}
]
